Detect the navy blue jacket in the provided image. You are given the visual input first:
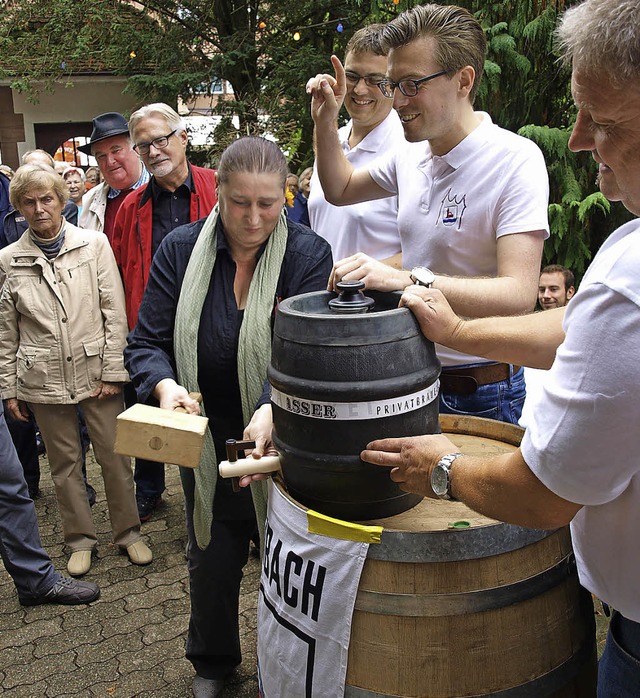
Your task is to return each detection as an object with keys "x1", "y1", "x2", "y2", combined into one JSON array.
[
  {"x1": 0, "y1": 174, "x2": 10, "y2": 243},
  {"x1": 287, "y1": 190, "x2": 310, "y2": 227}
]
